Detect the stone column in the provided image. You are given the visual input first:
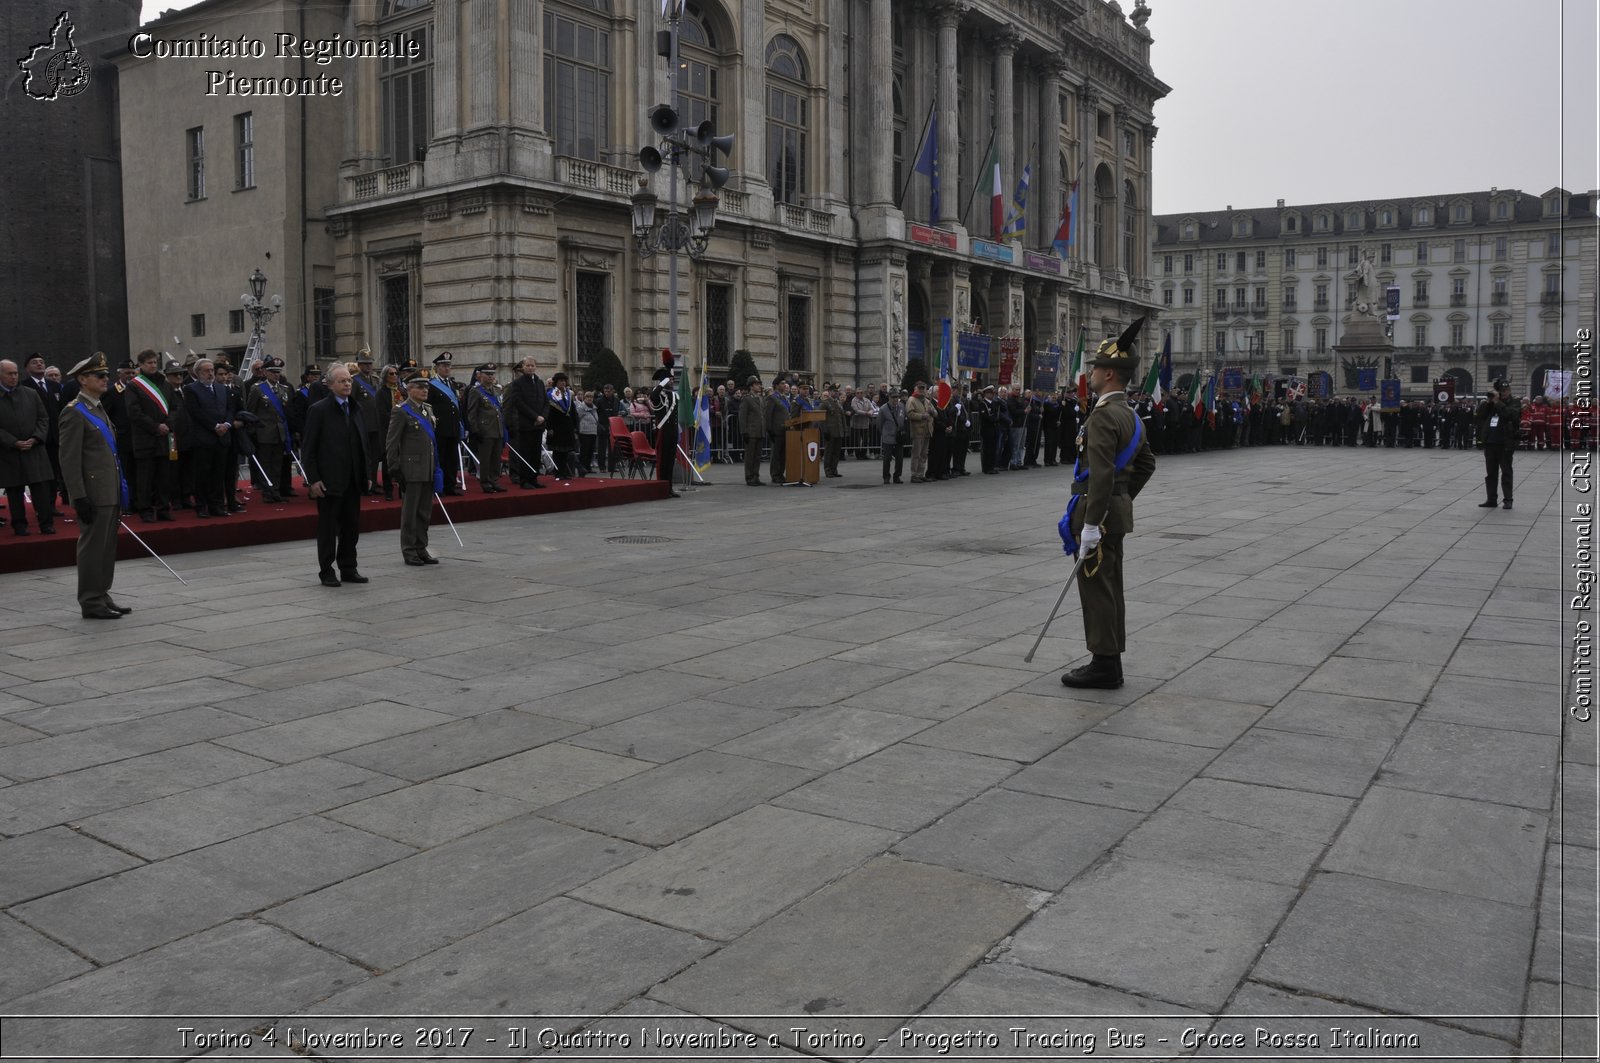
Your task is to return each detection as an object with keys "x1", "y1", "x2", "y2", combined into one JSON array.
[
  {"x1": 431, "y1": 0, "x2": 460, "y2": 143},
  {"x1": 866, "y1": 0, "x2": 894, "y2": 206},
  {"x1": 1142, "y1": 123, "x2": 1158, "y2": 283},
  {"x1": 1038, "y1": 60, "x2": 1064, "y2": 253},
  {"x1": 740, "y1": 0, "x2": 769, "y2": 198},
  {"x1": 1113, "y1": 105, "x2": 1129, "y2": 276},
  {"x1": 992, "y1": 29, "x2": 1019, "y2": 240},
  {"x1": 506, "y1": 0, "x2": 549, "y2": 178},
  {"x1": 934, "y1": 1, "x2": 964, "y2": 227},
  {"x1": 1078, "y1": 85, "x2": 1100, "y2": 263}
]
